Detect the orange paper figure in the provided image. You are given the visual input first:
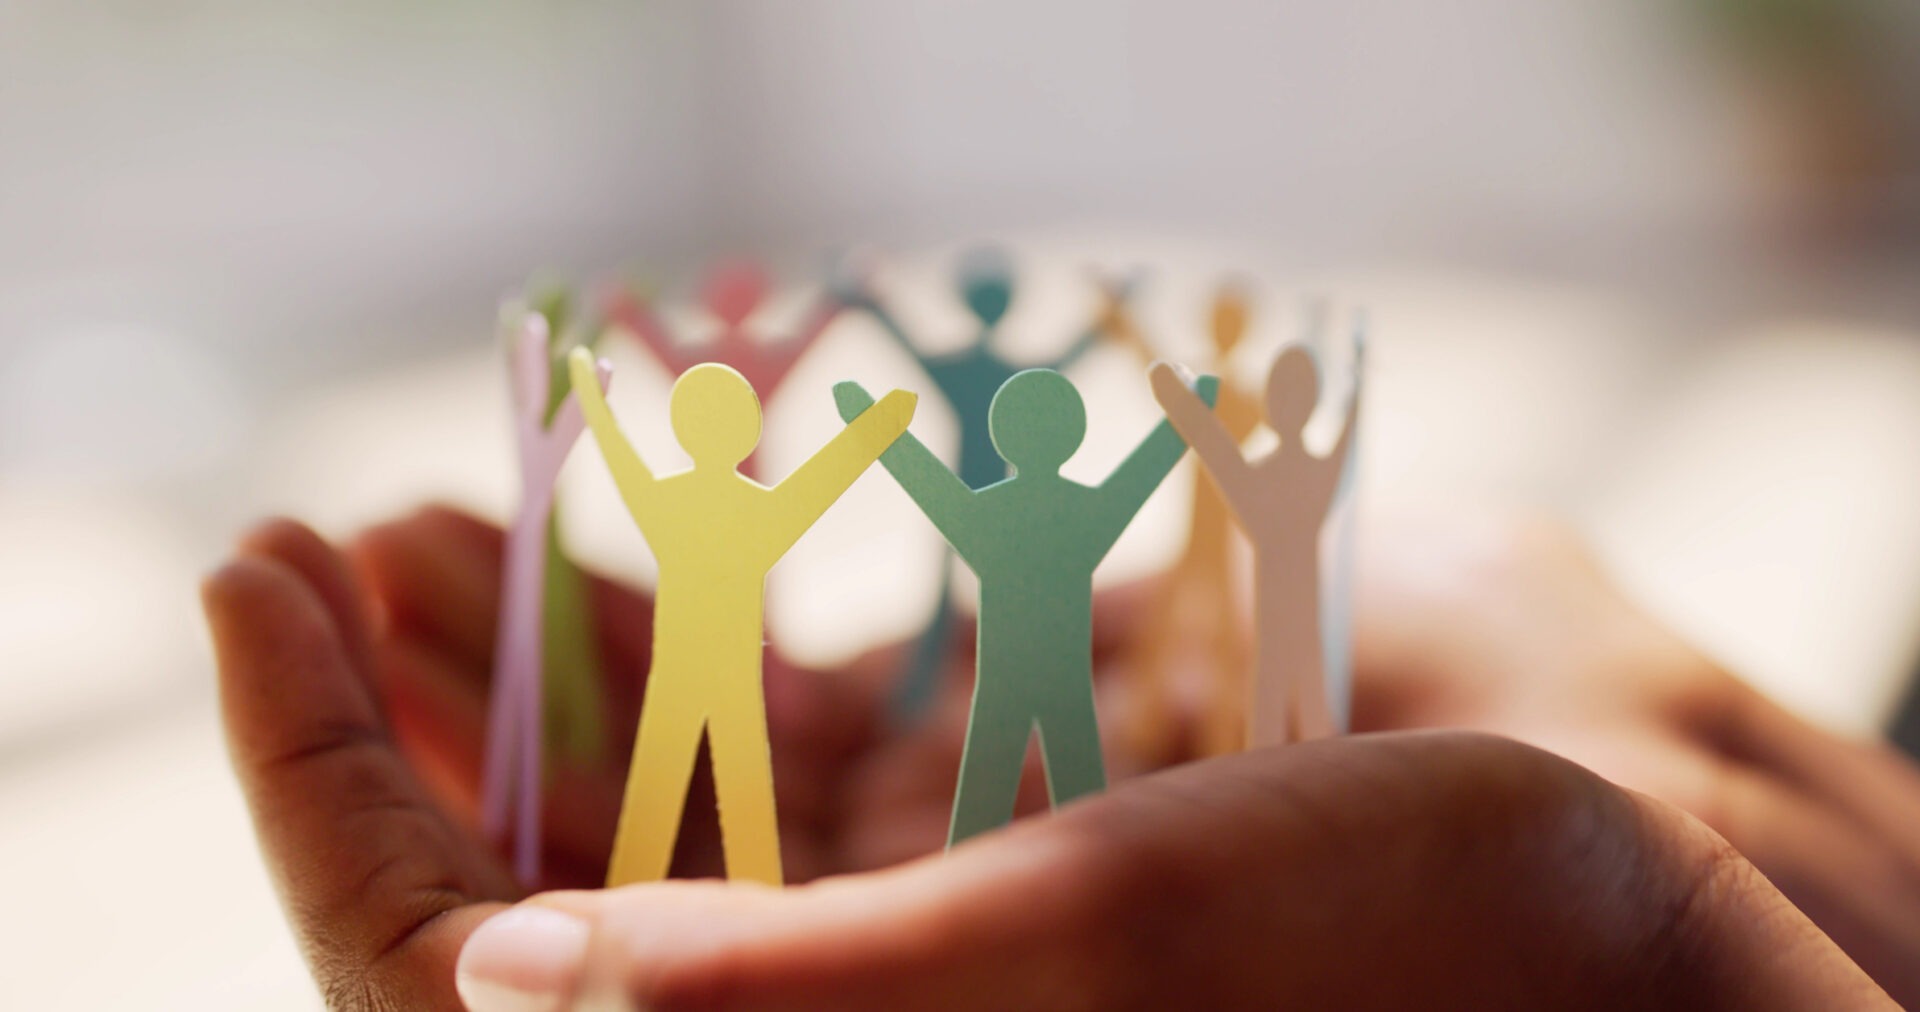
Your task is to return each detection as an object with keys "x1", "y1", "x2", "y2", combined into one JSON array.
[
  {"x1": 568, "y1": 349, "x2": 915, "y2": 887},
  {"x1": 1148, "y1": 338, "x2": 1362, "y2": 748},
  {"x1": 601, "y1": 259, "x2": 841, "y2": 479},
  {"x1": 1099, "y1": 281, "x2": 1266, "y2": 759}
]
